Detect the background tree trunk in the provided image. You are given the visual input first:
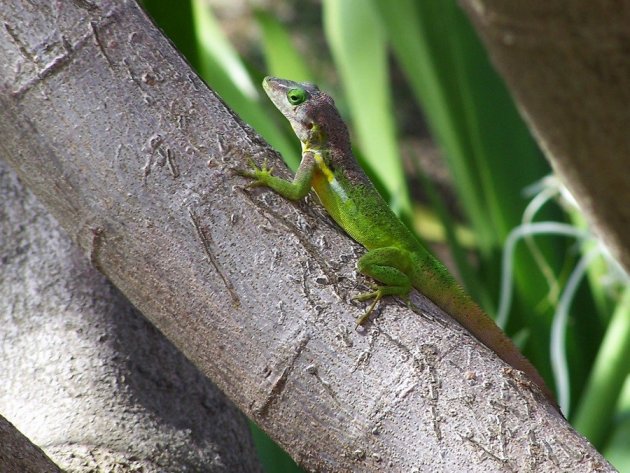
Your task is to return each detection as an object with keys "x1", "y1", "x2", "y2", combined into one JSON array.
[
  {"x1": 460, "y1": 0, "x2": 630, "y2": 274},
  {"x1": 0, "y1": 0, "x2": 615, "y2": 471},
  {"x1": 0, "y1": 162, "x2": 262, "y2": 471},
  {"x1": 0, "y1": 415, "x2": 62, "y2": 473}
]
